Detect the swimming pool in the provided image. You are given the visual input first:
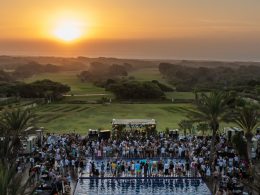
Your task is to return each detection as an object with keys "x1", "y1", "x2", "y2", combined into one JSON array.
[{"x1": 74, "y1": 178, "x2": 211, "y2": 195}]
